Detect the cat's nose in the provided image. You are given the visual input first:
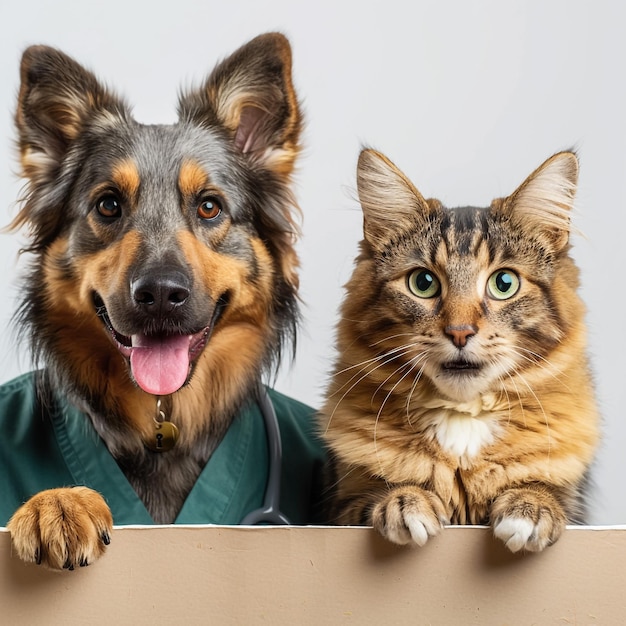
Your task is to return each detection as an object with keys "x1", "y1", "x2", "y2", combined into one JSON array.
[{"x1": 445, "y1": 325, "x2": 477, "y2": 348}]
